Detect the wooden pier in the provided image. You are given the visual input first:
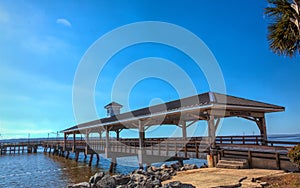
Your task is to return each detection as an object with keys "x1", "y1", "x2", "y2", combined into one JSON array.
[
  {"x1": 42, "y1": 92, "x2": 299, "y2": 171},
  {"x1": 42, "y1": 135, "x2": 299, "y2": 171},
  {"x1": 0, "y1": 142, "x2": 41, "y2": 155}
]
